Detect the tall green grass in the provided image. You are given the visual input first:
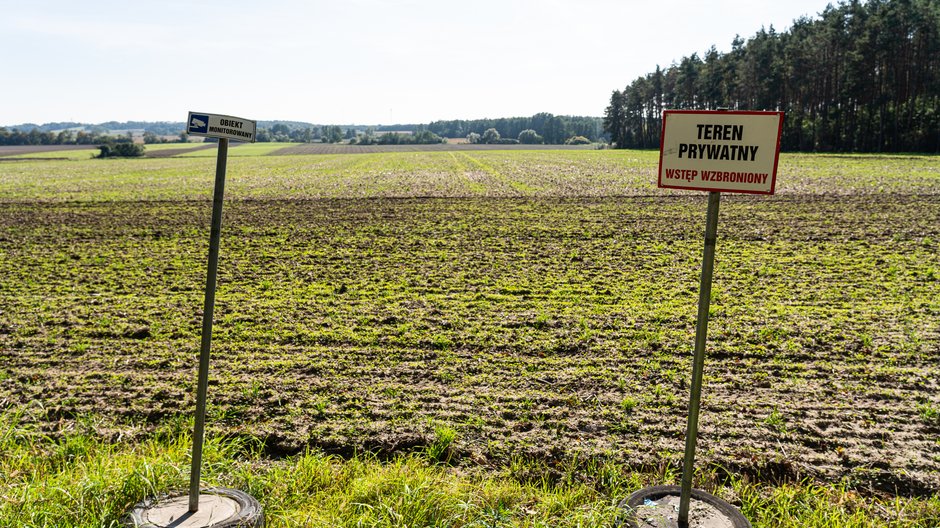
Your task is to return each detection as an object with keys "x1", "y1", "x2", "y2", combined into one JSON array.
[{"x1": 1, "y1": 410, "x2": 936, "y2": 527}]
